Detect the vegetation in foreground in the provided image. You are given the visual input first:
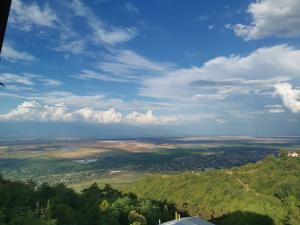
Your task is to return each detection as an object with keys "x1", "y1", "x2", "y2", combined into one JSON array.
[
  {"x1": 1, "y1": 153, "x2": 299, "y2": 225},
  {"x1": 122, "y1": 154, "x2": 300, "y2": 225},
  {"x1": 0, "y1": 177, "x2": 175, "y2": 225}
]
